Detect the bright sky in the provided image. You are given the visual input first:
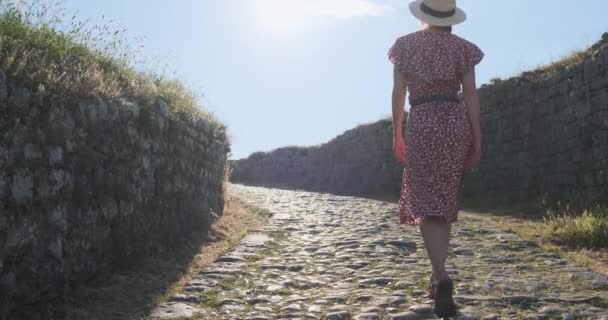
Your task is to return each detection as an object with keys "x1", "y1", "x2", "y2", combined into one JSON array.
[{"x1": 62, "y1": 0, "x2": 608, "y2": 160}]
